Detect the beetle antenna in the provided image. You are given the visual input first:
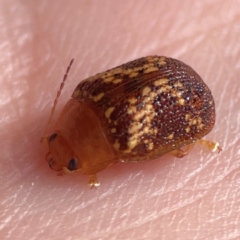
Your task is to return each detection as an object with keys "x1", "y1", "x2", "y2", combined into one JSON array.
[{"x1": 42, "y1": 59, "x2": 74, "y2": 142}]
